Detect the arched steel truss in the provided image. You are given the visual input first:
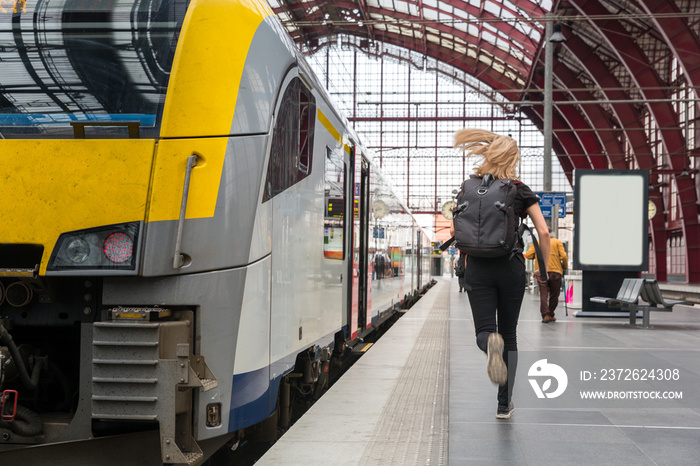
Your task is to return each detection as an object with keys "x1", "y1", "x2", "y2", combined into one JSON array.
[{"x1": 270, "y1": 0, "x2": 700, "y2": 283}]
